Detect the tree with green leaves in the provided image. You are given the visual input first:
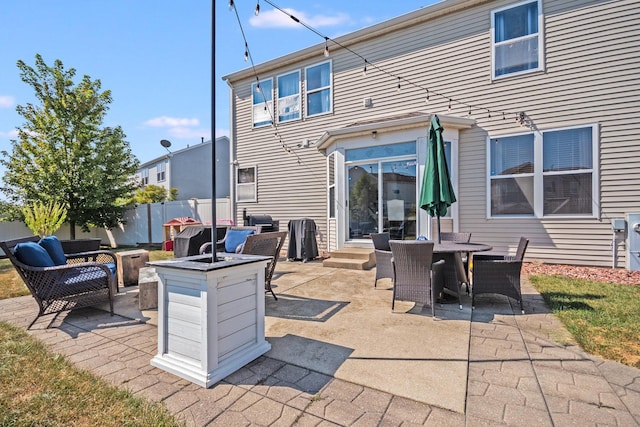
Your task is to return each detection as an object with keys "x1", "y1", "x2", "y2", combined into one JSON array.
[
  {"x1": 131, "y1": 184, "x2": 178, "y2": 204},
  {"x1": 0, "y1": 54, "x2": 140, "y2": 239},
  {"x1": 22, "y1": 201, "x2": 67, "y2": 238}
]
